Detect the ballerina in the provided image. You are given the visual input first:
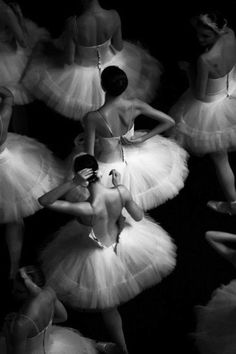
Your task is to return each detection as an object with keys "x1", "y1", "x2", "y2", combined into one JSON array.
[
  {"x1": 0, "y1": 265, "x2": 98, "y2": 354},
  {"x1": 73, "y1": 65, "x2": 188, "y2": 211},
  {"x1": 195, "y1": 230, "x2": 236, "y2": 354},
  {"x1": 39, "y1": 153, "x2": 176, "y2": 354},
  {"x1": 169, "y1": 10, "x2": 236, "y2": 215},
  {"x1": 0, "y1": 0, "x2": 49, "y2": 104},
  {"x1": 22, "y1": 0, "x2": 162, "y2": 120},
  {"x1": 0, "y1": 86, "x2": 63, "y2": 281}
]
